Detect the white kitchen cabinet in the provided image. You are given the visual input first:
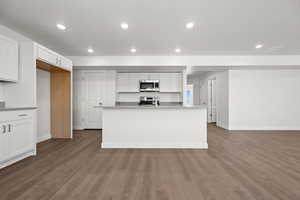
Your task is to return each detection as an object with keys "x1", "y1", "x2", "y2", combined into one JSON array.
[
  {"x1": 128, "y1": 73, "x2": 140, "y2": 92},
  {"x1": 0, "y1": 122, "x2": 9, "y2": 162},
  {"x1": 104, "y1": 71, "x2": 117, "y2": 106},
  {"x1": 171, "y1": 73, "x2": 182, "y2": 92},
  {"x1": 117, "y1": 73, "x2": 130, "y2": 92},
  {"x1": 117, "y1": 73, "x2": 139, "y2": 92},
  {"x1": 36, "y1": 44, "x2": 72, "y2": 71},
  {"x1": 148, "y1": 73, "x2": 160, "y2": 80},
  {"x1": 117, "y1": 72, "x2": 182, "y2": 93},
  {"x1": 0, "y1": 109, "x2": 36, "y2": 169},
  {"x1": 59, "y1": 56, "x2": 73, "y2": 71},
  {"x1": 0, "y1": 34, "x2": 19, "y2": 82},
  {"x1": 37, "y1": 45, "x2": 58, "y2": 66}
]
